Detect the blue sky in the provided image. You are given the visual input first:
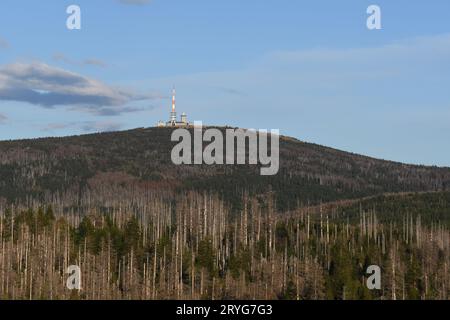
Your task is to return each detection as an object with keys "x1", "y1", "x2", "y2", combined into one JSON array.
[{"x1": 0, "y1": 0, "x2": 449, "y2": 166}]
